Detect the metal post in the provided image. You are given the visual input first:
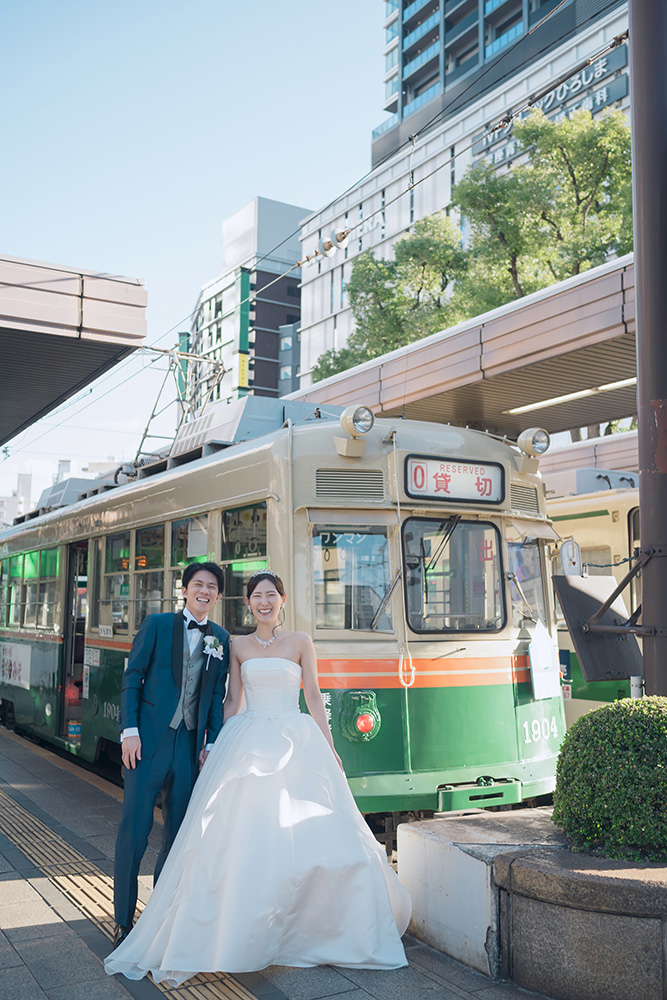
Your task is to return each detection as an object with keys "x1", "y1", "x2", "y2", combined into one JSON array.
[{"x1": 629, "y1": 0, "x2": 667, "y2": 694}]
